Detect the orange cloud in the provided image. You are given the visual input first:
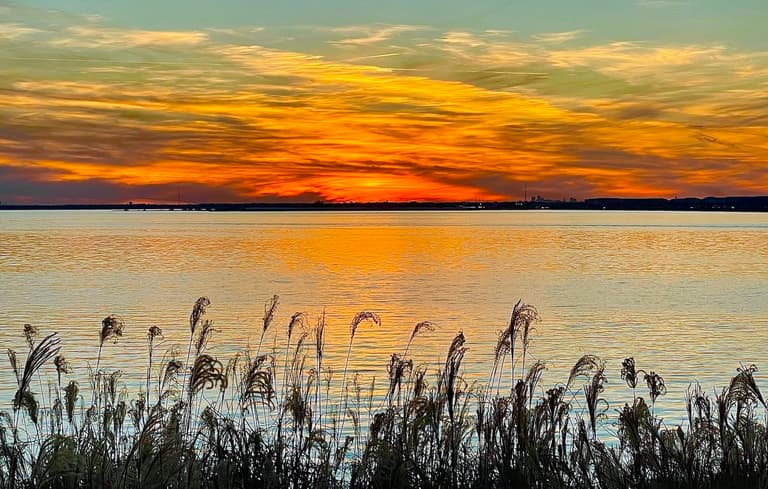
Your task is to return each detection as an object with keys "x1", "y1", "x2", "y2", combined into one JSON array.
[{"x1": 1, "y1": 6, "x2": 767, "y2": 203}]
